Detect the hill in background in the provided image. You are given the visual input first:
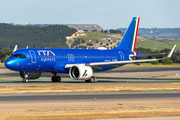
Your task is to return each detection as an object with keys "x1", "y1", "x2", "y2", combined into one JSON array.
[
  {"x1": 11, "y1": 23, "x2": 105, "y2": 32},
  {"x1": 66, "y1": 24, "x2": 105, "y2": 32},
  {"x1": 1, "y1": 23, "x2": 180, "y2": 51},
  {"x1": 0, "y1": 23, "x2": 77, "y2": 49},
  {"x1": 68, "y1": 30, "x2": 180, "y2": 51},
  {"x1": 118, "y1": 28, "x2": 180, "y2": 40}
]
